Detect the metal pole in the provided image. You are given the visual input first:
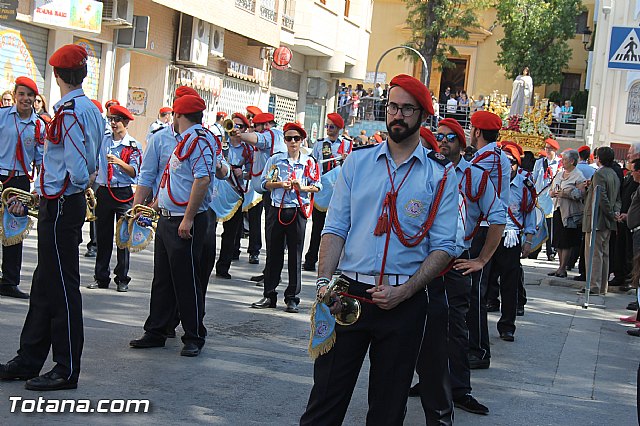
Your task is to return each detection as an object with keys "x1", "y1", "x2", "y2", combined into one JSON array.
[
  {"x1": 584, "y1": 185, "x2": 600, "y2": 307},
  {"x1": 374, "y1": 46, "x2": 430, "y2": 88}
]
